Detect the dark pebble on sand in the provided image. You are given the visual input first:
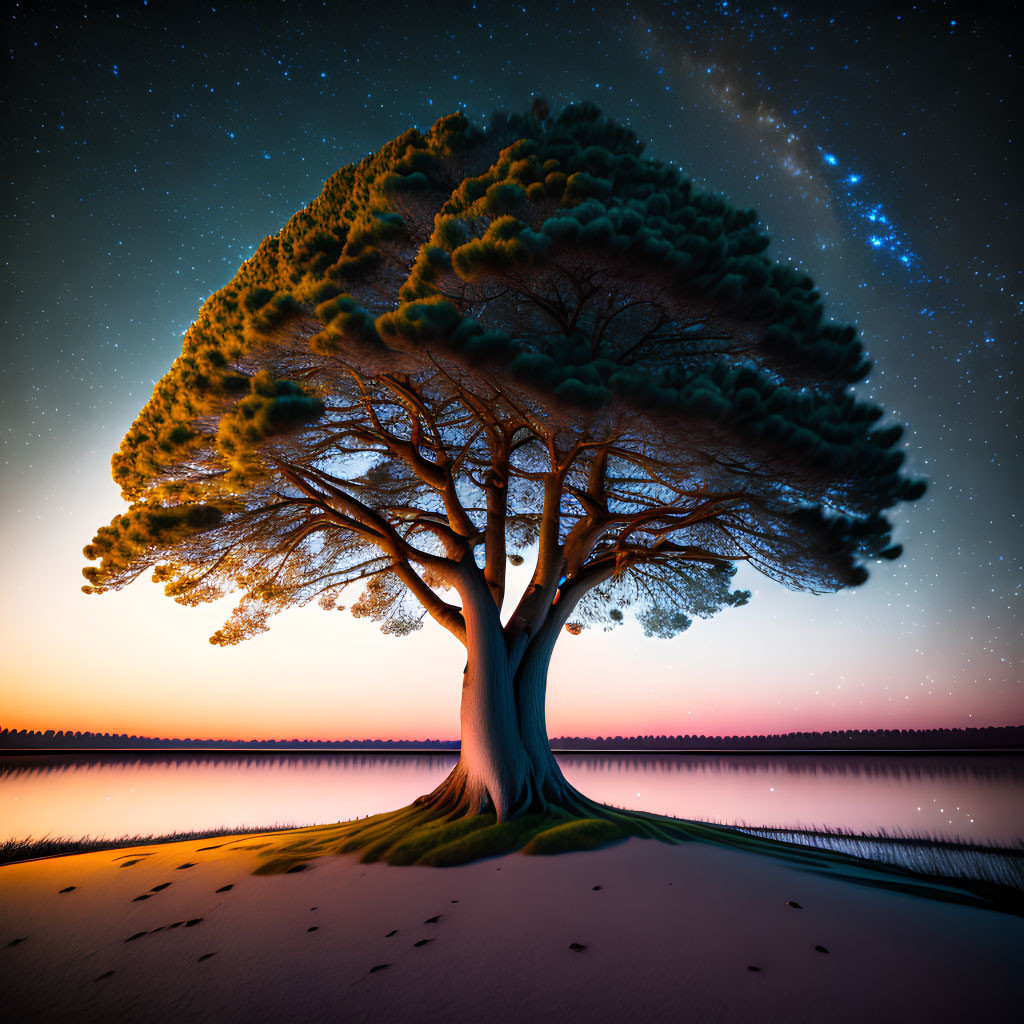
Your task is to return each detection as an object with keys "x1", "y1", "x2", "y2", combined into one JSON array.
[
  {"x1": 787, "y1": 901, "x2": 802, "y2": 909},
  {"x1": 216, "y1": 885, "x2": 234, "y2": 893},
  {"x1": 285, "y1": 864, "x2": 308, "y2": 874},
  {"x1": 814, "y1": 945, "x2": 830, "y2": 954},
  {"x1": 132, "y1": 894, "x2": 152, "y2": 902},
  {"x1": 7, "y1": 938, "x2": 27, "y2": 947},
  {"x1": 569, "y1": 943, "x2": 587, "y2": 952},
  {"x1": 150, "y1": 883, "x2": 171, "y2": 892},
  {"x1": 94, "y1": 971, "x2": 115, "y2": 981},
  {"x1": 385, "y1": 930, "x2": 397, "y2": 938},
  {"x1": 58, "y1": 886, "x2": 76, "y2": 894},
  {"x1": 185, "y1": 918, "x2": 203, "y2": 927},
  {"x1": 125, "y1": 932, "x2": 147, "y2": 943},
  {"x1": 197, "y1": 953, "x2": 216, "y2": 962},
  {"x1": 424, "y1": 915, "x2": 441, "y2": 924},
  {"x1": 747, "y1": 966, "x2": 761, "y2": 972},
  {"x1": 414, "y1": 939, "x2": 431, "y2": 947},
  {"x1": 307, "y1": 926, "x2": 319, "y2": 933},
  {"x1": 369, "y1": 964, "x2": 390, "y2": 973}
]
